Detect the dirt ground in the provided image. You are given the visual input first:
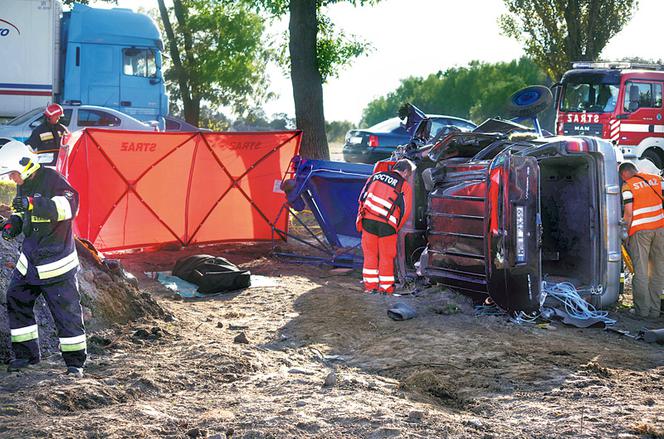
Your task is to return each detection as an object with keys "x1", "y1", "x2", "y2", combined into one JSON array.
[{"x1": 0, "y1": 242, "x2": 663, "y2": 439}]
